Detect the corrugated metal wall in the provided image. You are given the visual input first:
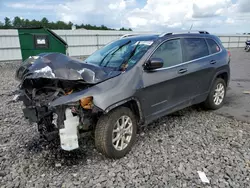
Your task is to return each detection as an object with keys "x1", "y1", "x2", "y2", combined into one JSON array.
[
  {"x1": 0, "y1": 29, "x2": 249, "y2": 61},
  {"x1": 0, "y1": 30, "x2": 22, "y2": 61}
]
